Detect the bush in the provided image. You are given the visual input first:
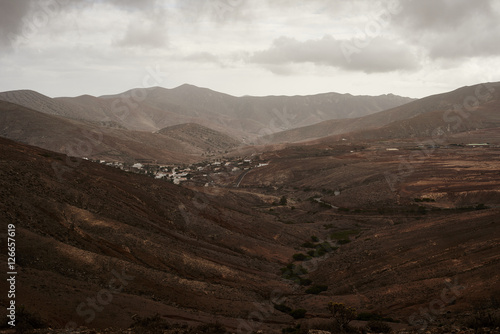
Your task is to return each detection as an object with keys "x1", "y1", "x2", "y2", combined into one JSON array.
[
  {"x1": 293, "y1": 253, "x2": 310, "y2": 261},
  {"x1": 337, "y1": 239, "x2": 351, "y2": 245},
  {"x1": 306, "y1": 285, "x2": 328, "y2": 294},
  {"x1": 301, "y1": 241, "x2": 316, "y2": 248},
  {"x1": 365, "y1": 320, "x2": 393, "y2": 333},
  {"x1": 311, "y1": 235, "x2": 319, "y2": 242},
  {"x1": 327, "y1": 302, "x2": 357, "y2": 330},
  {"x1": 290, "y1": 309, "x2": 307, "y2": 319},
  {"x1": 279, "y1": 196, "x2": 288, "y2": 206},
  {"x1": 274, "y1": 303, "x2": 292, "y2": 314}
]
